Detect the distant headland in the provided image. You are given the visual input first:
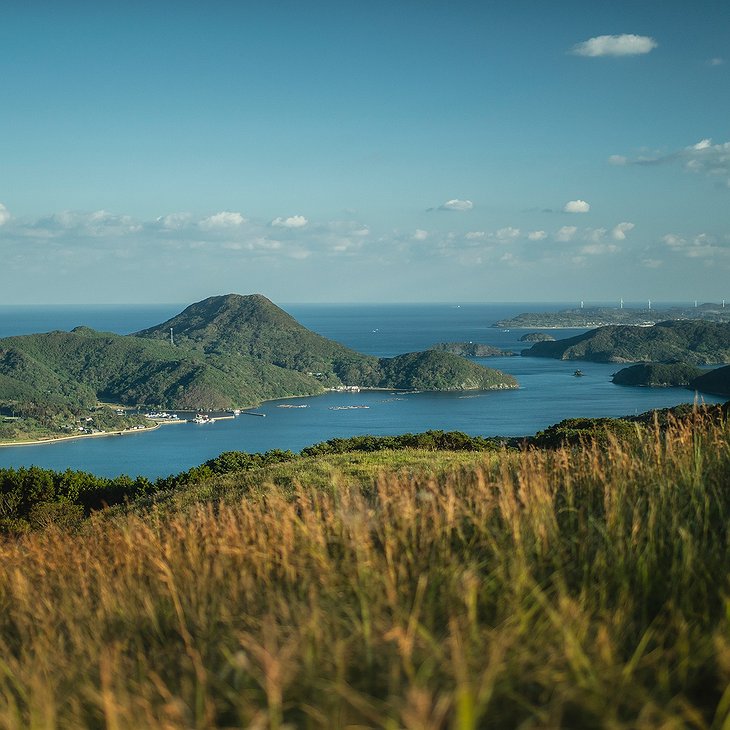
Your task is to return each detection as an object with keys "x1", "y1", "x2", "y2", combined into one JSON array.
[{"x1": 494, "y1": 303, "x2": 730, "y2": 329}]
